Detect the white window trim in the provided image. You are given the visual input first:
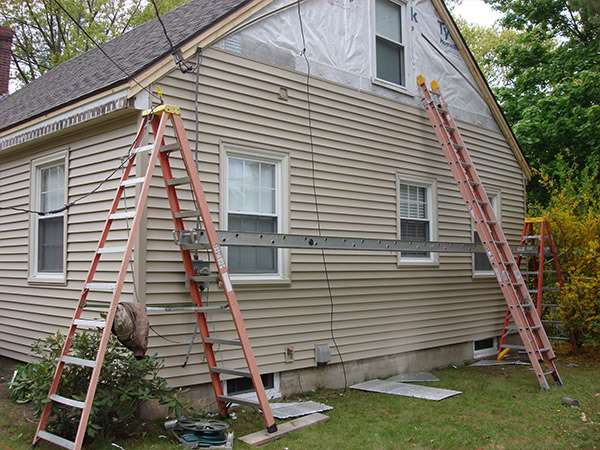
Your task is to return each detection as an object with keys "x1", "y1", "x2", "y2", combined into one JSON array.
[
  {"x1": 28, "y1": 151, "x2": 68, "y2": 285},
  {"x1": 396, "y1": 173, "x2": 438, "y2": 266},
  {"x1": 472, "y1": 189, "x2": 501, "y2": 278},
  {"x1": 371, "y1": 0, "x2": 412, "y2": 93},
  {"x1": 220, "y1": 143, "x2": 290, "y2": 285}
]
